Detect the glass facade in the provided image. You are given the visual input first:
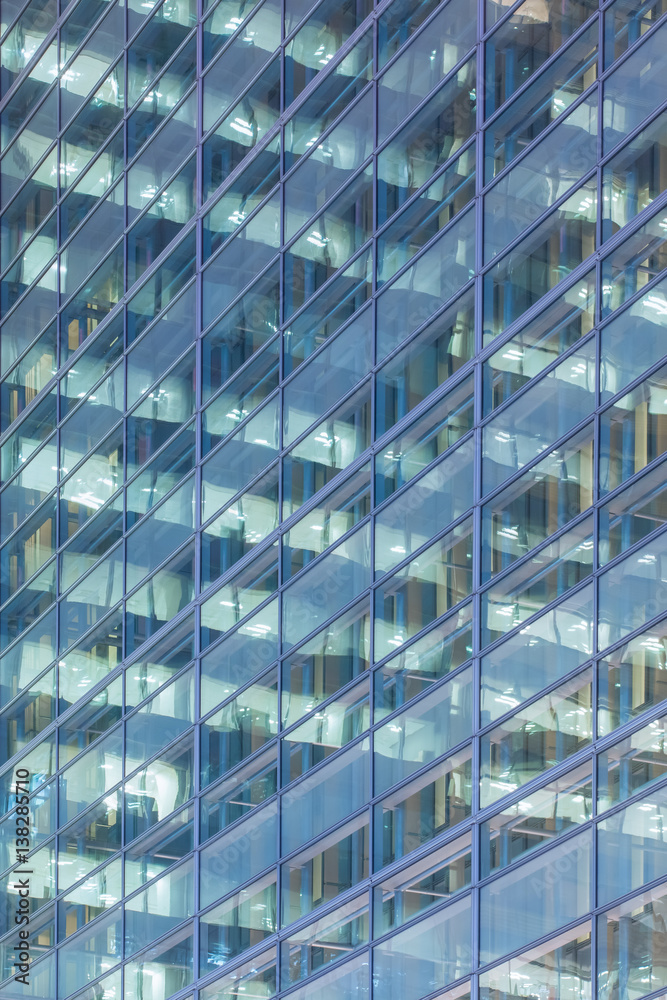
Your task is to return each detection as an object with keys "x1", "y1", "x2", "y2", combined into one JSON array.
[{"x1": 1, "y1": 0, "x2": 667, "y2": 997}]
